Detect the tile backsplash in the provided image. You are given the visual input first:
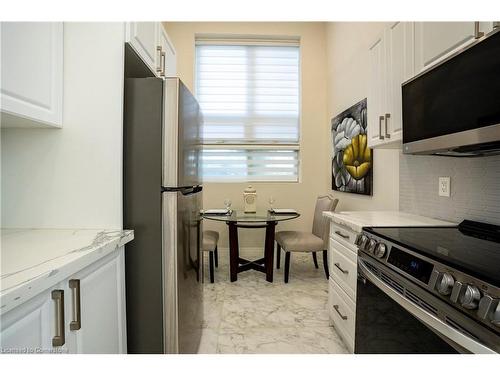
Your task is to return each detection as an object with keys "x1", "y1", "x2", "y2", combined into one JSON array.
[{"x1": 399, "y1": 153, "x2": 500, "y2": 225}]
